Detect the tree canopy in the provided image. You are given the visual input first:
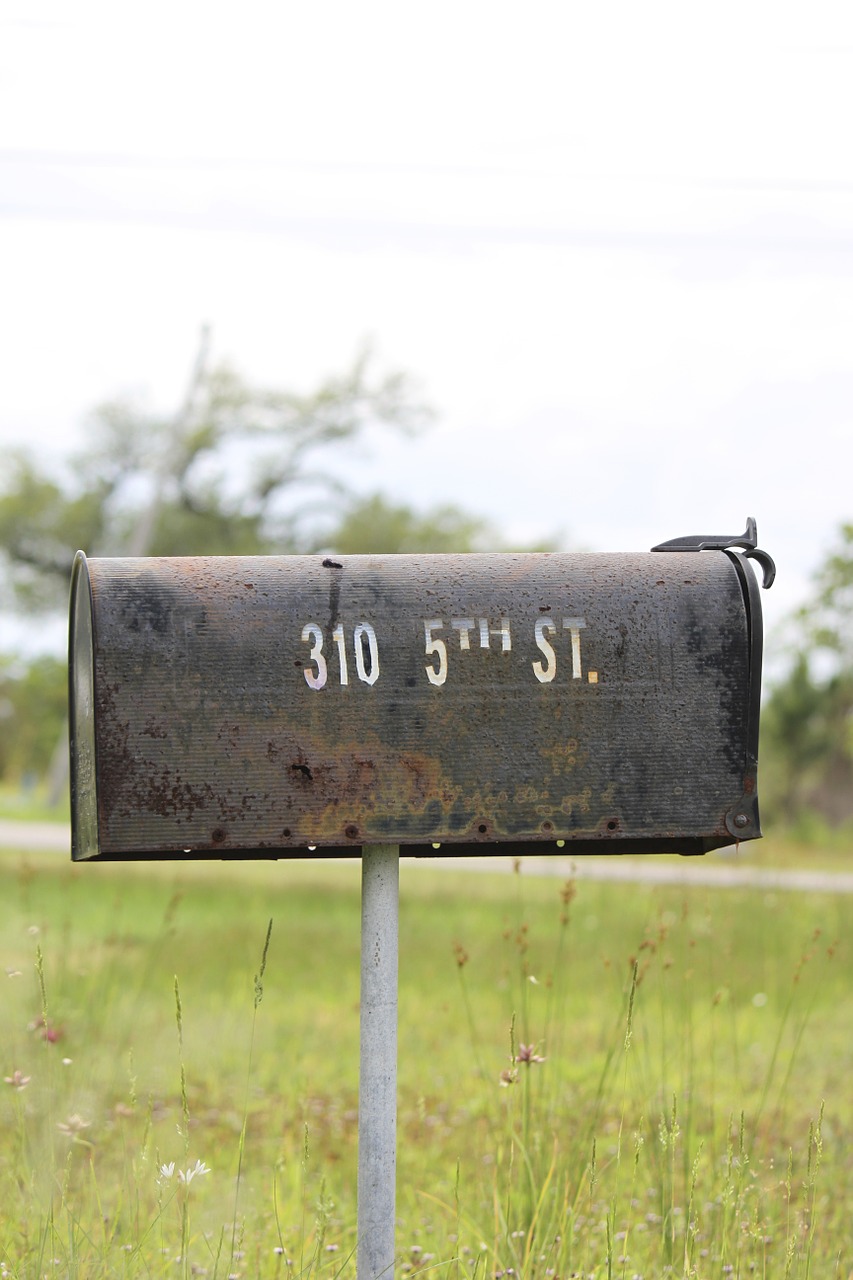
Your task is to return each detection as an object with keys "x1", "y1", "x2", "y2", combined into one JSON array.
[
  {"x1": 761, "y1": 523, "x2": 853, "y2": 828},
  {"x1": 0, "y1": 342, "x2": 444, "y2": 616},
  {"x1": 0, "y1": 652, "x2": 67, "y2": 784}
]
